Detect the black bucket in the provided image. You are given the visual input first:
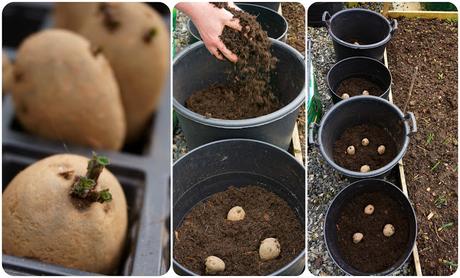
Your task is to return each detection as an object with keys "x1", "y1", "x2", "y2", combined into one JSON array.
[
  {"x1": 307, "y1": 2, "x2": 344, "y2": 27},
  {"x1": 173, "y1": 39, "x2": 305, "y2": 151},
  {"x1": 323, "y1": 8, "x2": 397, "y2": 61},
  {"x1": 327, "y1": 56, "x2": 392, "y2": 103},
  {"x1": 172, "y1": 139, "x2": 305, "y2": 275},
  {"x1": 324, "y1": 179, "x2": 417, "y2": 275},
  {"x1": 187, "y1": 3, "x2": 288, "y2": 43},
  {"x1": 309, "y1": 96, "x2": 417, "y2": 179}
]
